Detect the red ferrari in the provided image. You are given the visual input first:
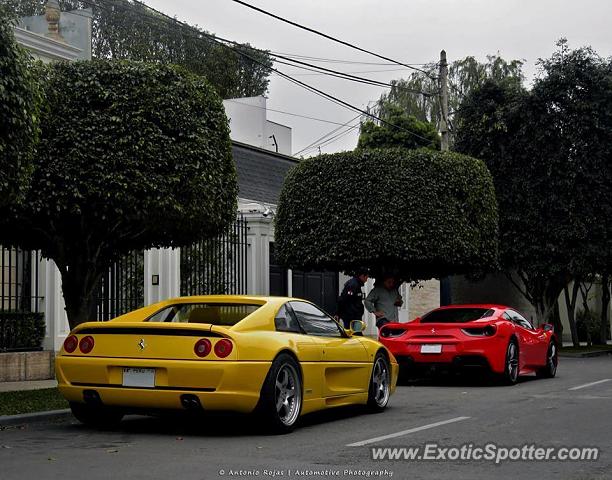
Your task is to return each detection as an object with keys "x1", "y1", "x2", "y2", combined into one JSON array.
[{"x1": 378, "y1": 304, "x2": 558, "y2": 384}]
